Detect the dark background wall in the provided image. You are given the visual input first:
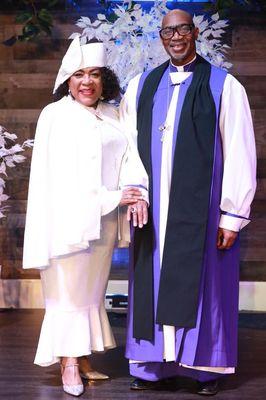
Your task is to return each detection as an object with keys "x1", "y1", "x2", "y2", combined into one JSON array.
[{"x1": 0, "y1": 1, "x2": 265, "y2": 281}]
